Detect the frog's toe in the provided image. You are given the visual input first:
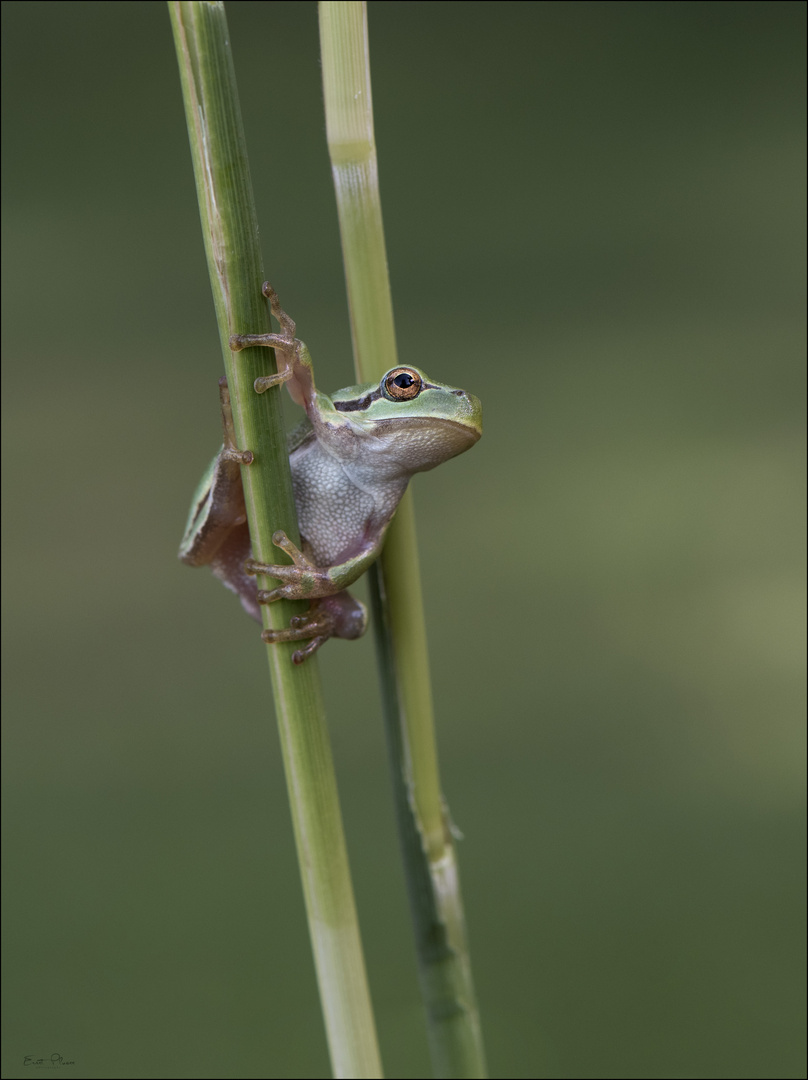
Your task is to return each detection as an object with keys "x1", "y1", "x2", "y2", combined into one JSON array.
[
  {"x1": 256, "y1": 585, "x2": 288, "y2": 603},
  {"x1": 291, "y1": 637, "x2": 329, "y2": 665},
  {"x1": 260, "y1": 603, "x2": 333, "y2": 647}
]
